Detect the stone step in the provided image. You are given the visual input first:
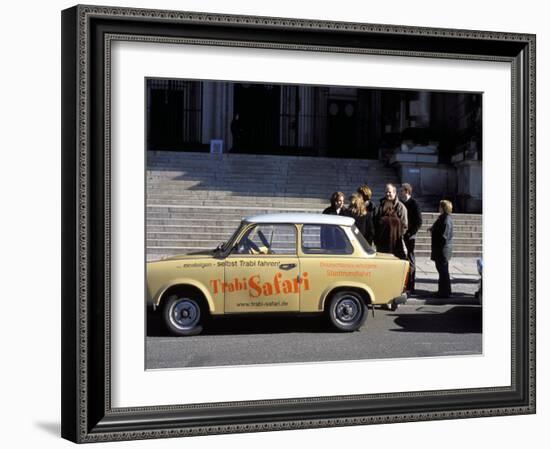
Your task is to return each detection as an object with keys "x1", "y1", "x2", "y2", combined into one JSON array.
[
  {"x1": 417, "y1": 232, "x2": 482, "y2": 238},
  {"x1": 147, "y1": 165, "x2": 392, "y2": 173},
  {"x1": 146, "y1": 243, "x2": 482, "y2": 252},
  {"x1": 148, "y1": 154, "x2": 386, "y2": 163},
  {"x1": 146, "y1": 164, "x2": 387, "y2": 173},
  {"x1": 144, "y1": 226, "x2": 483, "y2": 242},
  {"x1": 145, "y1": 194, "x2": 331, "y2": 204},
  {"x1": 146, "y1": 219, "x2": 482, "y2": 231},
  {"x1": 145, "y1": 201, "x2": 482, "y2": 221},
  {"x1": 146, "y1": 185, "x2": 396, "y2": 196},
  {"x1": 421, "y1": 212, "x2": 483, "y2": 219},
  {"x1": 146, "y1": 217, "x2": 482, "y2": 230},
  {"x1": 148, "y1": 184, "x2": 397, "y2": 190},
  {"x1": 148, "y1": 152, "x2": 386, "y2": 165},
  {"x1": 145, "y1": 207, "x2": 482, "y2": 223},
  {"x1": 146, "y1": 192, "x2": 388, "y2": 200},
  {"x1": 147, "y1": 218, "x2": 483, "y2": 234},
  {"x1": 146, "y1": 194, "x2": 330, "y2": 202},
  {"x1": 146, "y1": 235, "x2": 482, "y2": 250},
  {"x1": 145, "y1": 230, "x2": 482, "y2": 243},
  {"x1": 146, "y1": 206, "x2": 321, "y2": 215},
  {"x1": 147, "y1": 169, "x2": 396, "y2": 177},
  {"x1": 149, "y1": 158, "x2": 386, "y2": 165},
  {"x1": 145, "y1": 194, "x2": 391, "y2": 204},
  {"x1": 147, "y1": 218, "x2": 246, "y2": 227},
  {"x1": 145, "y1": 151, "x2": 482, "y2": 258},
  {"x1": 145, "y1": 224, "x2": 482, "y2": 236},
  {"x1": 145, "y1": 204, "x2": 482, "y2": 216},
  {"x1": 146, "y1": 171, "x2": 395, "y2": 180},
  {"x1": 145, "y1": 182, "x2": 395, "y2": 194},
  {"x1": 146, "y1": 247, "x2": 482, "y2": 260},
  {"x1": 147, "y1": 174, "x2": 394, "y2": 185}
]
